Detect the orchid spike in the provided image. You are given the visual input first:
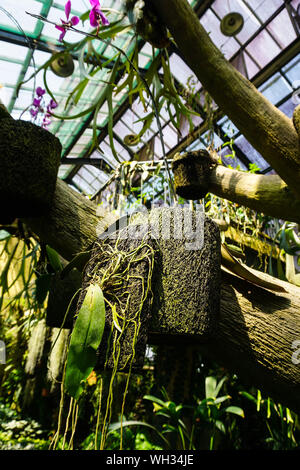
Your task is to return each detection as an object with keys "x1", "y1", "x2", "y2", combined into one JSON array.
[{"x1": 55, "y1": 0, "x2": 80, "y2": 42}]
